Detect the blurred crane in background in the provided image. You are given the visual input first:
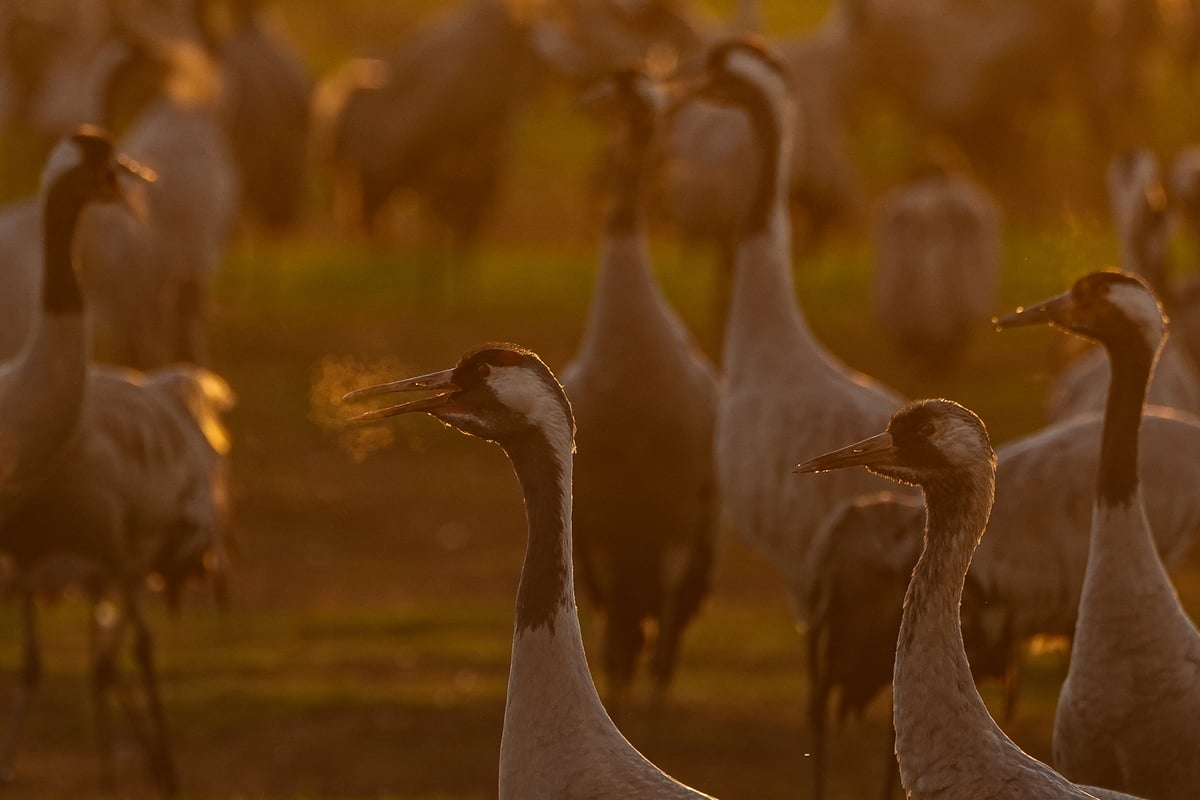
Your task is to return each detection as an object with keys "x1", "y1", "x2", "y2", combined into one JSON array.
[
  {"x1": 871, "y1": 165, "x2": 1000, "y2": 371},
  {"x1": 562, "y1": 67, "x2": 718, "y2": 714}
]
